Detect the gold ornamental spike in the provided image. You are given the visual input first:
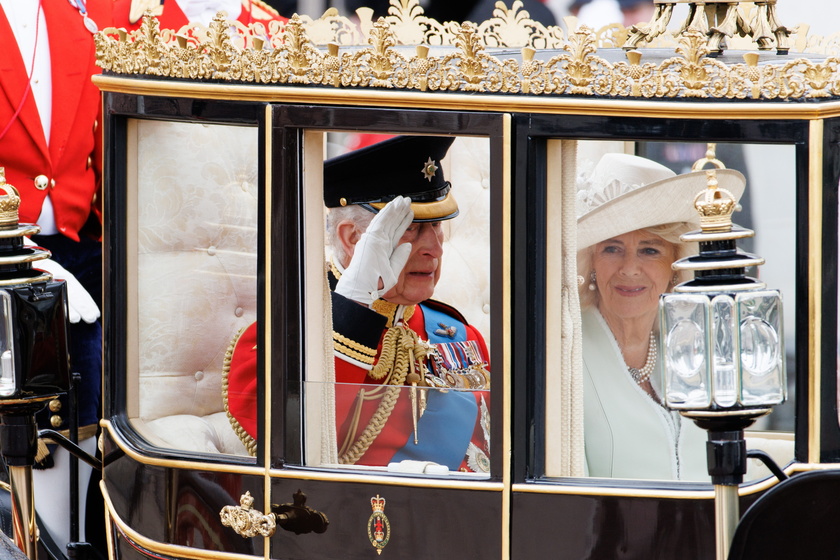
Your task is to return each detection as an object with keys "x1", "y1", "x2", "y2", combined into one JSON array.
[{"x1": 691, "y1": 143, "x2": 726, "y2": 172}]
